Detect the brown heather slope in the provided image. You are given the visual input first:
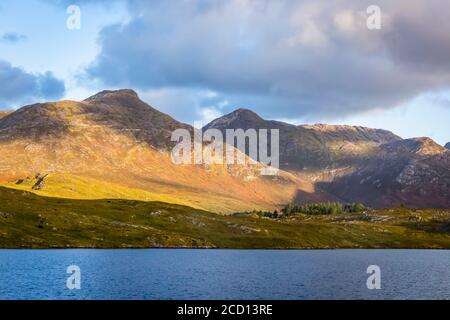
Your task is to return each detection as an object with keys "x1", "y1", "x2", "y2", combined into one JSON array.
[
  {"x1": 0, "y1": 110, "x2": 13, "y2": 119},
  {"x1": 0, "y1": 90, "x2": 326, "y2": 213},
  {"x1": 205, "y1": 110, "x2": 450, "y2": 209}
]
